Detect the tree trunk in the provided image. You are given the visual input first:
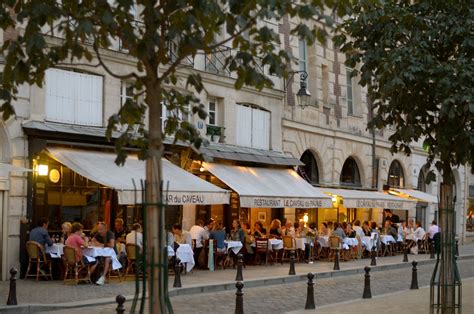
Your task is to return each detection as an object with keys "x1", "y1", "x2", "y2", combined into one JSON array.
[
  {"x1": 146, "y1": 85, "x2": 167, "y2": 313},
  {"x1": 438, "y1": 182, "x2": 456, "y2": 313}
]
